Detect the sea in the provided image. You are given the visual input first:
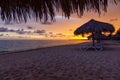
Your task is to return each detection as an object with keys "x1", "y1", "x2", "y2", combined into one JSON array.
[{"x1": 0, "y1": 39, "x2": 88, "y2": 52}]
